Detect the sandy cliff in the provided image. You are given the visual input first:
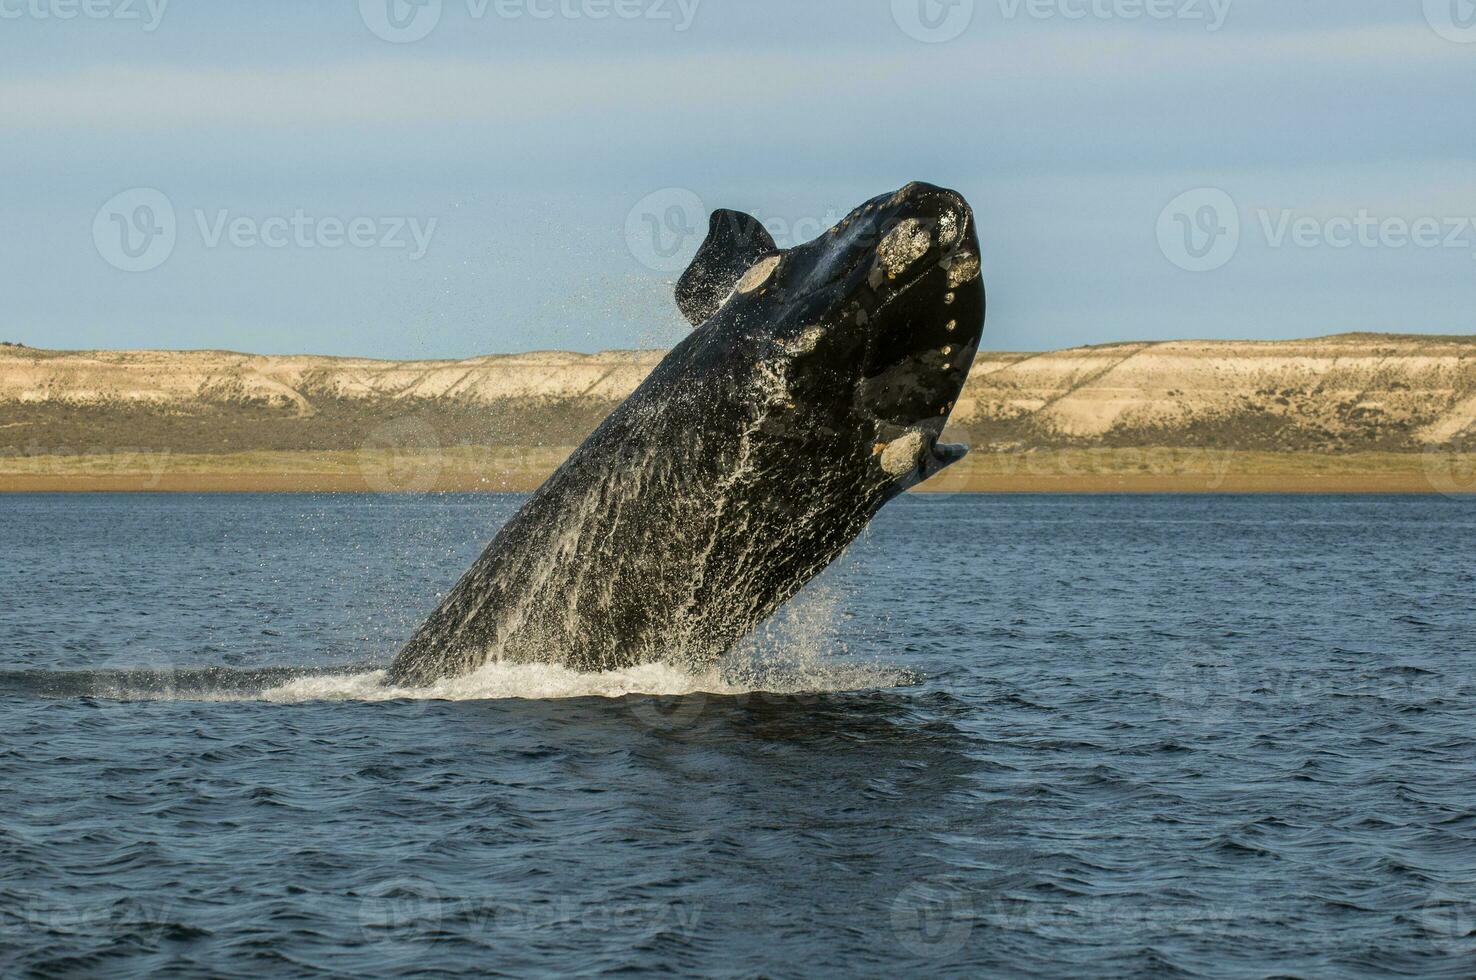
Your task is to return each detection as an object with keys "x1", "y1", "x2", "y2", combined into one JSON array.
[
  {"x1": 4, "y1": 335, "x2": 1475, "y2": 457},
  {"x1": 960, "y1": 335, "x2": 1476, "y2": 451},
  {"x1": 0, "y1": 347, "x2": 660, "y2": 412}
]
